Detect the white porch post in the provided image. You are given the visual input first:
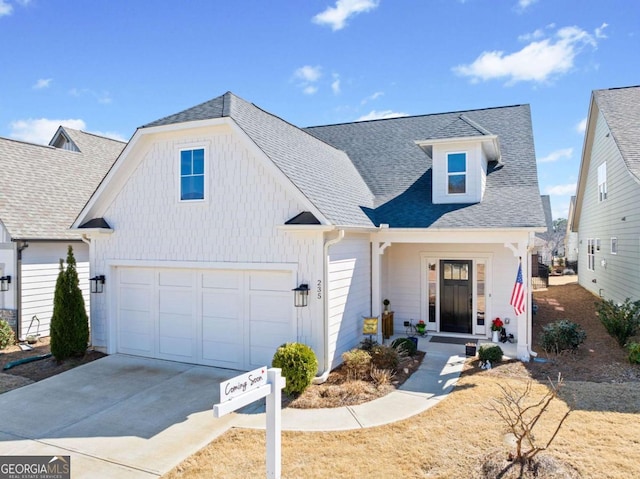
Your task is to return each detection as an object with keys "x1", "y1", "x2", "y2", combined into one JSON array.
[{"x1": 371, "y1": 241, "x2": 390, "y2": 343}]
